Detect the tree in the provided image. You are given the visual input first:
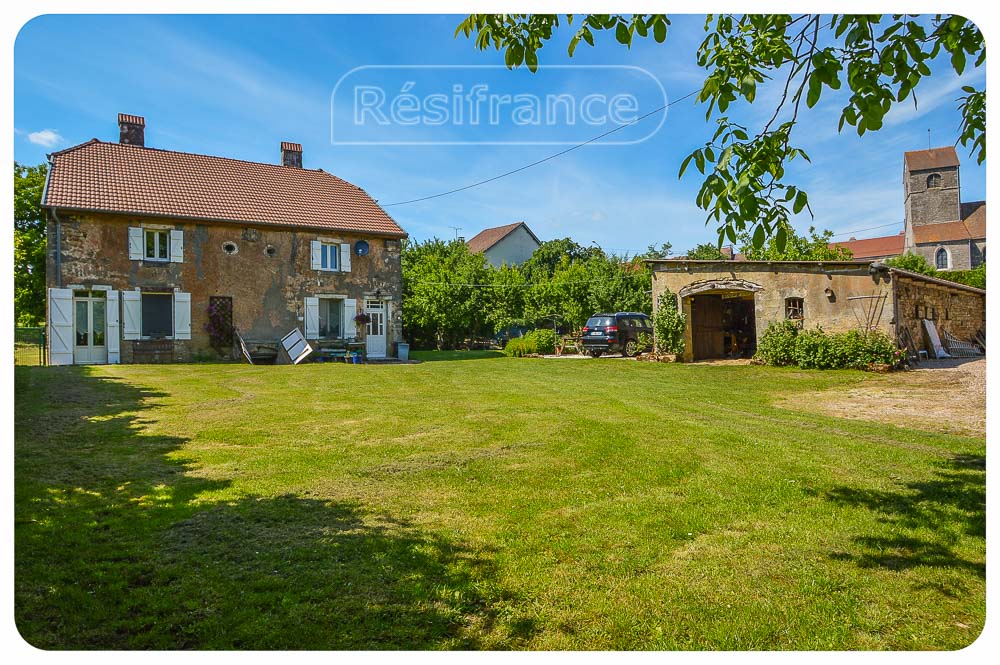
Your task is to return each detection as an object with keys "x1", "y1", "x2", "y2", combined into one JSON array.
[
  {"x1": 739, "y1": 225, "x2": 853, "y2": 261},
  {"x1": 401, "y1": 238, "x2": 491, "y2": 349},
  {"x1": 635, "y1": 242, "x2": 673, "y2": 260},
  {"x1": 685, "y1": 243, "x2": 728, "y2": 260},
  {"x1": 15, "y1": 162, "x2": 48, "y2": 326},
  {"x1": 884, "y1": 251, "x2": 936, "y2": 275},
  {"x1": 456, "y1": 14, "x2": 985, "y2": 251}
]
